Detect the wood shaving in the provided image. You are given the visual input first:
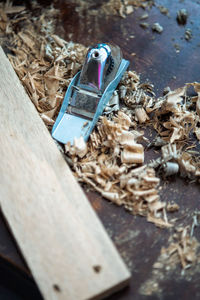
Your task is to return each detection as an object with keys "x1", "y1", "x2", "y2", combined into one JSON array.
[
  {"x1": 163, "y1": 162, "x2": 179, "y2": 176},
  {"x1": 152, "y1": 23, "x2": 163, "y2": 33},
  {"x1": 135, "y1": 107, "x2": 149, "y2": 124},
  {"x1": 177, "y1": 8, "x2": 188, "y2": 25},
  {"x1": 140, "y1": 22, "x2": 149, "y2": 29},
  {"x1": 140, "y1": 13, "x2": 149, "y2": 20},
  {"x1": 158, "y1": 6, "x2": 169, "y2": 16},
  {"x1": 161, "y1": 227, "x2": 200, "y2": 270},
  {"x1": 166, "y1": 202, "x2": 179, "y2": 212},
  {"x1": 105, "y1": 91, "x2": 120, "y2": 114},
  {"x1": 185, "y1": 28, "x2": 192, "y2": 41}
]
